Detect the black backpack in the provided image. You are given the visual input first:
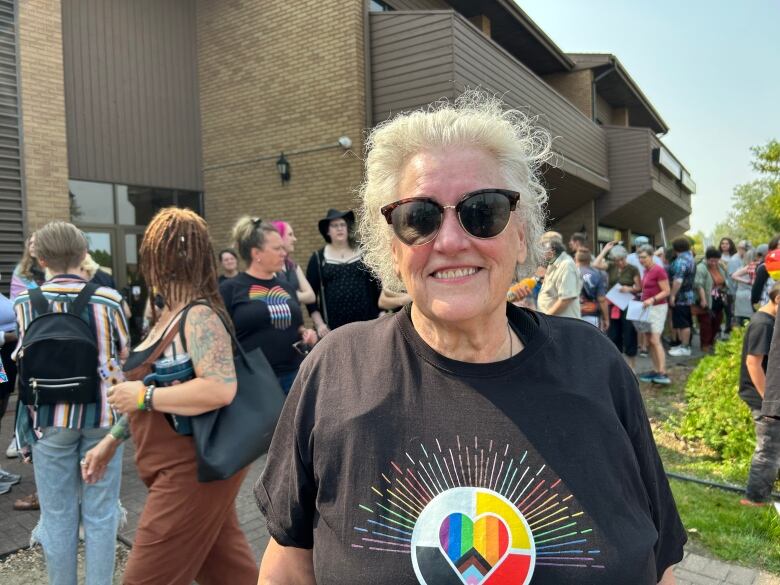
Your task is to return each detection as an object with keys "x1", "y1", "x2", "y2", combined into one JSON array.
[{"x1": 18, "y1": 283, "x2": 101, "y2": 407}]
